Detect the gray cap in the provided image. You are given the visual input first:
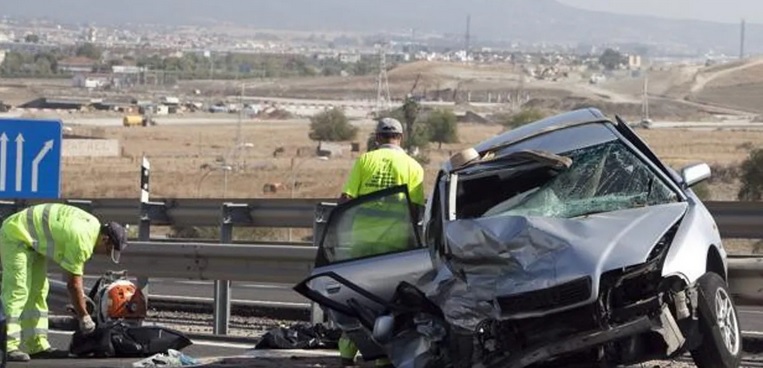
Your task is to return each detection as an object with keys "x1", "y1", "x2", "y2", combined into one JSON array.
[
  {"x1": 375, "y1": 117, "x2": 404, "y2": 134},
  {"x1": 103, "y1": 222, "x2": 128, "y2": 264}
]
